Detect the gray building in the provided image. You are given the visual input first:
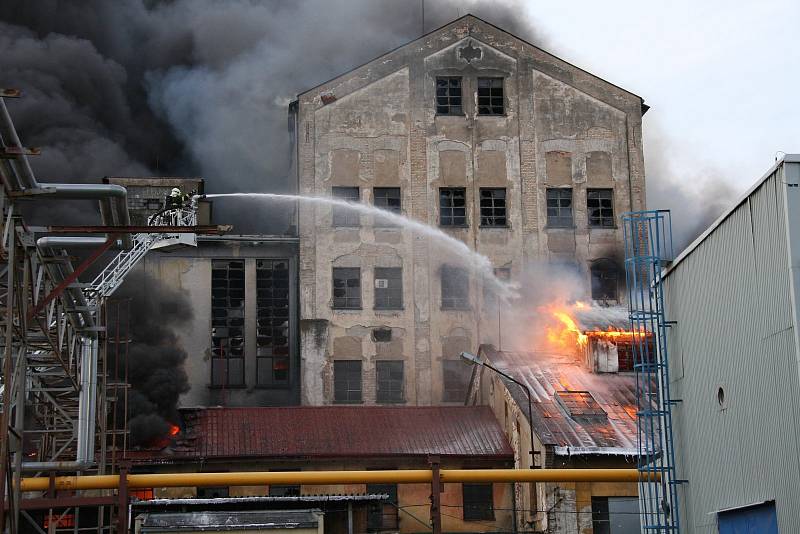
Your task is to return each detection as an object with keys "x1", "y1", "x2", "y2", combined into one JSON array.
[
  {"x1": 292, "y1": 15, "x2": 648, "y2": 407},
  {"x1": 111, "y1": 177, "x2": 301, "y2": 407},
  {"x1": 663, "y1": 155, "x2": 800, "y2": 533}
]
